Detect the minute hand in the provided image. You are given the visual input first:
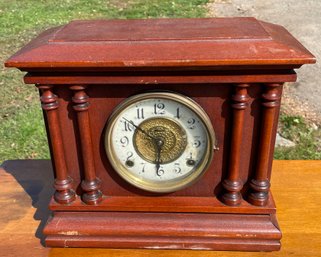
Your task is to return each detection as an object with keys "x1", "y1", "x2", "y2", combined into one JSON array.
[
  {"x1": 122, "y1": 118, "x2": 157, "y2": 141},
  {"x1": 155, "y1": 143, "x2": 162, "y2": 173}
]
